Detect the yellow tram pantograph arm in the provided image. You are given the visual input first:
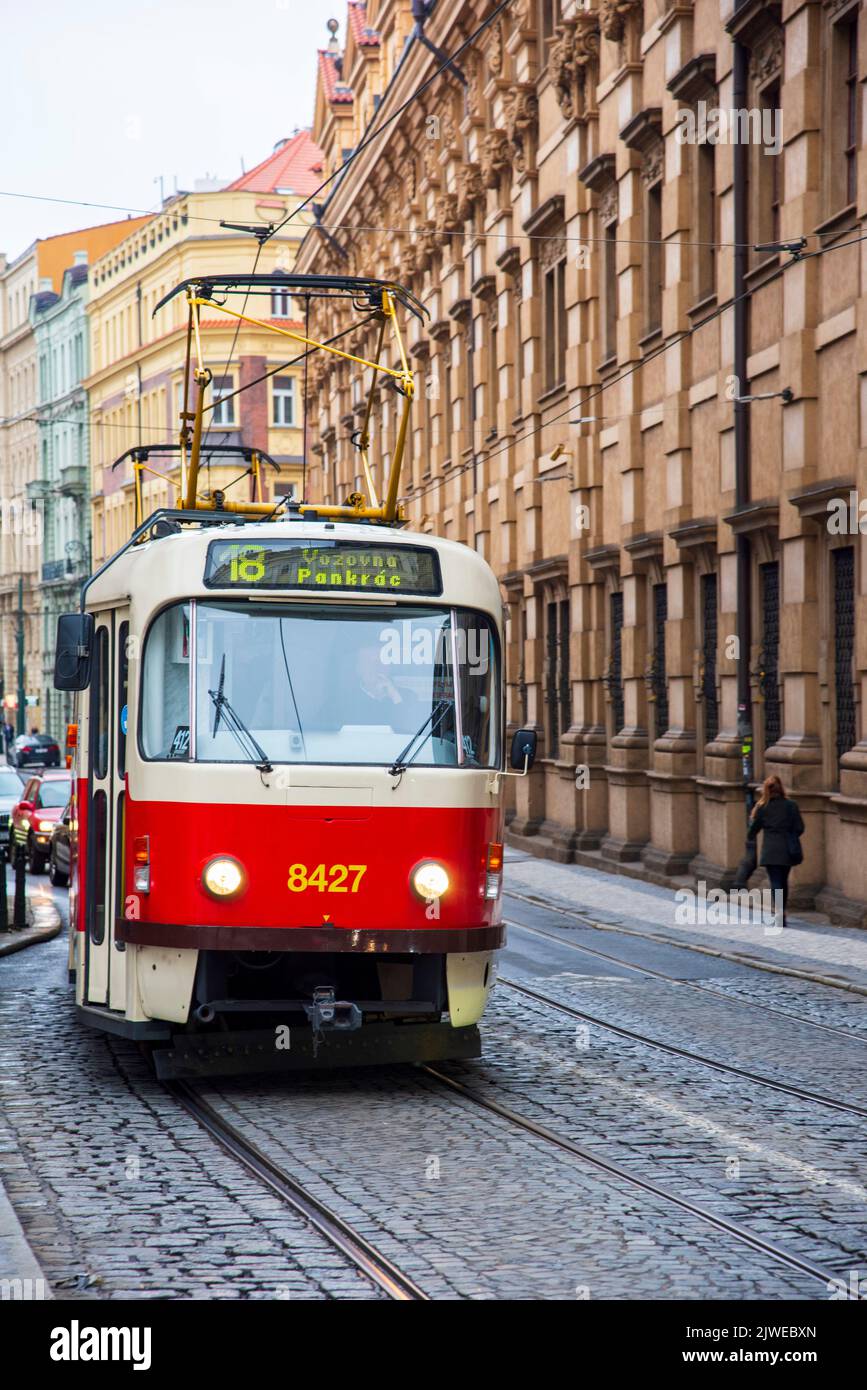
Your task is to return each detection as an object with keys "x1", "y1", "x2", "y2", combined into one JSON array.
[
  {"x1": 132, "y1": 460, "x2": 182, "y2": 528},
  {"x1": 189, "y1": 296, "x2": 413, "y2": 393}
]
